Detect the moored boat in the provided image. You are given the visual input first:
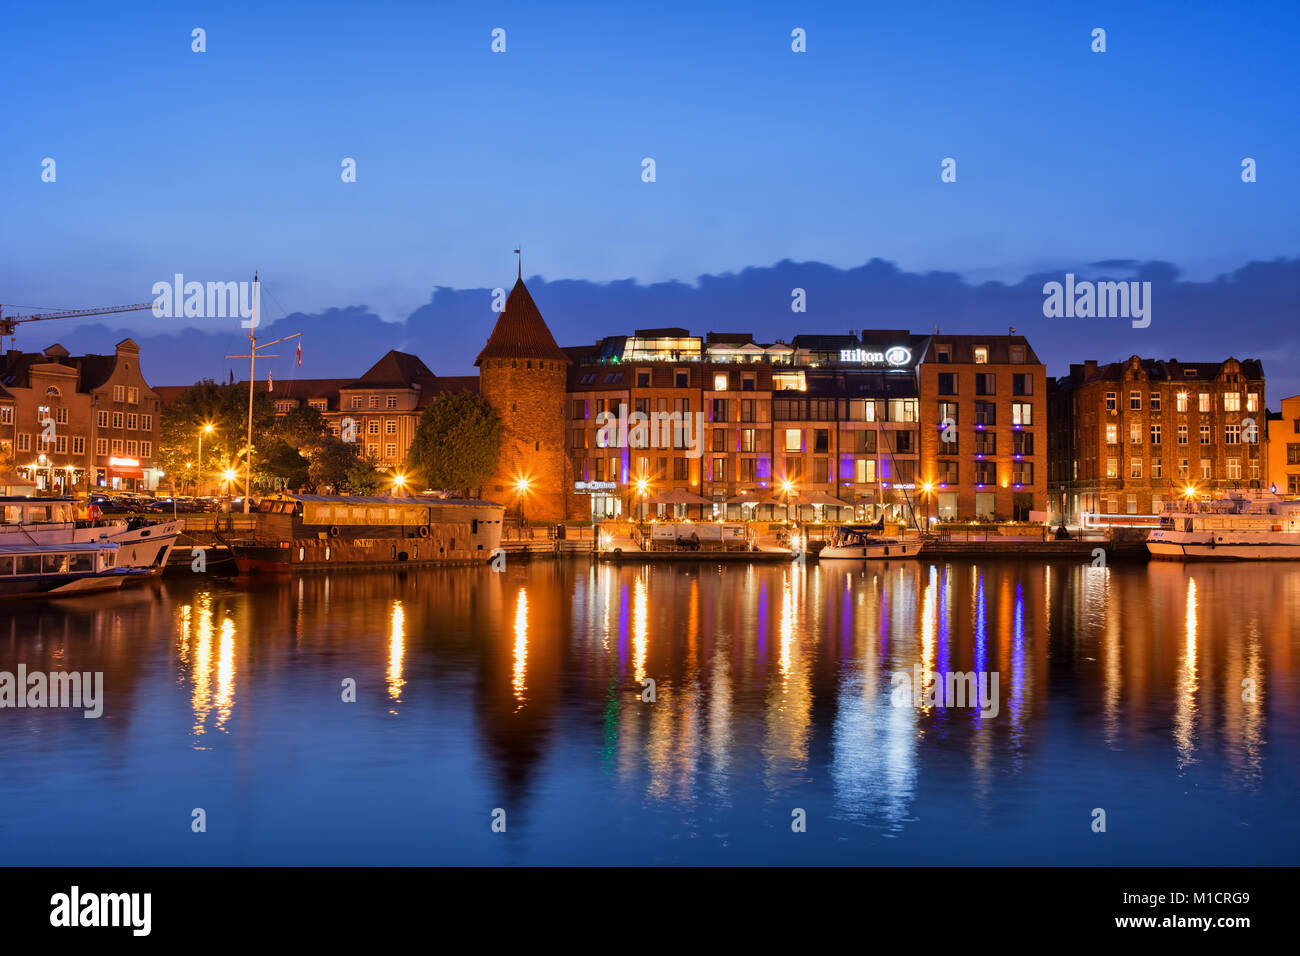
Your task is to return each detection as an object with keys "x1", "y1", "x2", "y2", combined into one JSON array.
[
  {"x1": 818, "y1": 524, "x2": 923, "y2": 559},
  {"x1": 0, "y1": 496, "x2": 182, "y2": 575},
  {"x1": 1147, "y1": 491, "x2": 1300, "y2": 560},
  {"x1": 225, "y1": 494, "x2": 505, "y2": 574},
  {"x1": 0, "y1": 541, "x2": 149, "y2": 598}
]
